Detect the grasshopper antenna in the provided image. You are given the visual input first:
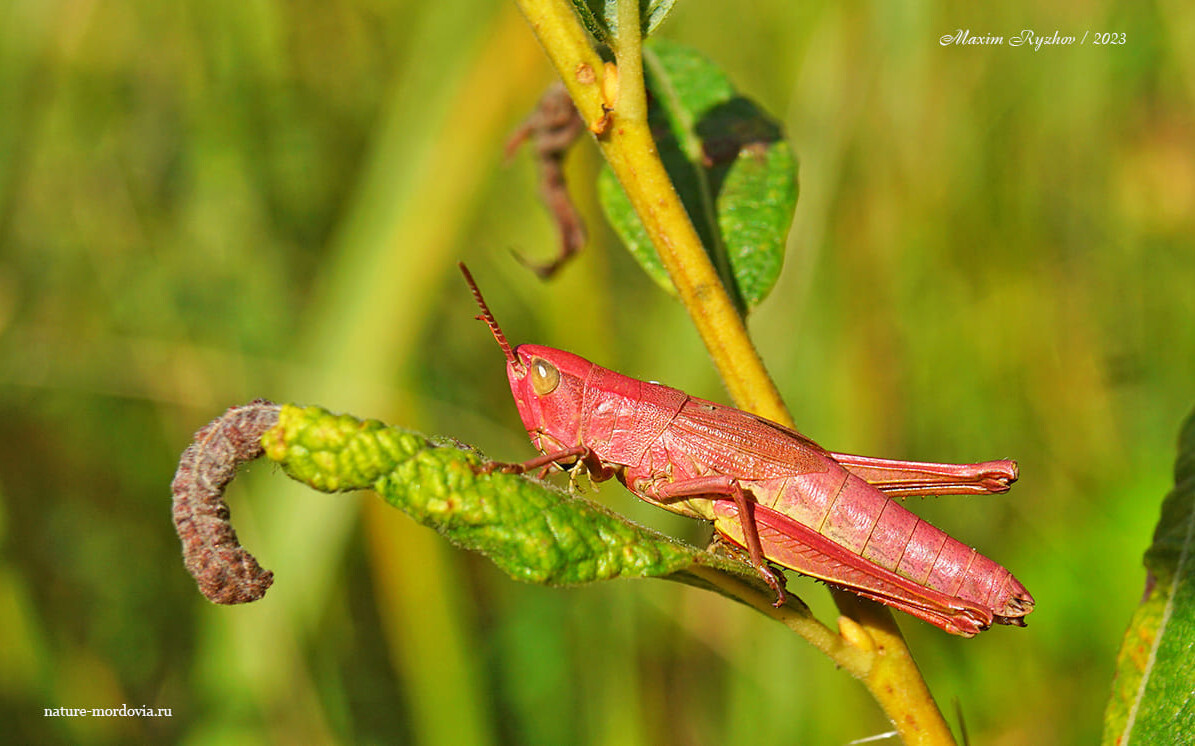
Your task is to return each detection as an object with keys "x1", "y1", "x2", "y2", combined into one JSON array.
[{"x1": 459, "y1": 263, "x2": 522, "y2": 371}]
